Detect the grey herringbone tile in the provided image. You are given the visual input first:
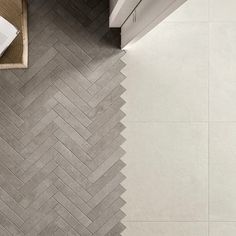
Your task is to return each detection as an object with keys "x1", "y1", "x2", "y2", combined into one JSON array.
[
  {"x1": 87, "y1": 185, "x2": 125, "y2": 222},
  {"x1": 54, "y1": 90, "x2": 92, "y2": 127},
  {"x1": 105, "y1": 222, "x2": 126, "y2": 236},
  {"x1": 0, "y1": 0, "x2": 125, "y2": 235},
  {"x1": 54, "y1": 178, "x2": 91, "y2": 214},
  {"x1": 18, "y1": 48, "x2": 58, "y2": 84},
  {"x1": 54, "y1": 78, "x2": 91, "y2": 115},
  {"x1": 53, "y1": 141, "x2": 91, "y2": 177},
  {"x1": 93, "y1": 210, "x2": 125, "y2": 236},
  {"x1": 55, "y1": 153, "x2": 90, "y2": 188},
  {"x1": 53, "y1": 103, "x2": 91, "y2": 140}
]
